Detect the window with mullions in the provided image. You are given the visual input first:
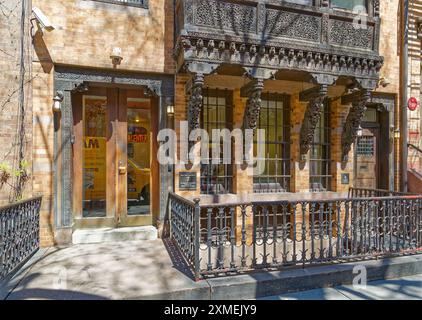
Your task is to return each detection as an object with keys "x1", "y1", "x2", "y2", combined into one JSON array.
[
  {"x1": 309, "y1": 101, "x2": 331, "y2": 192},
  {"x1": 90, "y1": 0, "x2": 148, "y2": 8},
  {"x1": 330, "y1": 0, "x2": 367, "y2": 11},
  {"x1": 284, "y1": 0, "x2": 314, "y2": 5},
  {"x1": 253, "y1": 94, "x2": 291, "y2": 193},
  {"x1": 200, "y1": 89, "x2": 233, "y2": 195}
]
